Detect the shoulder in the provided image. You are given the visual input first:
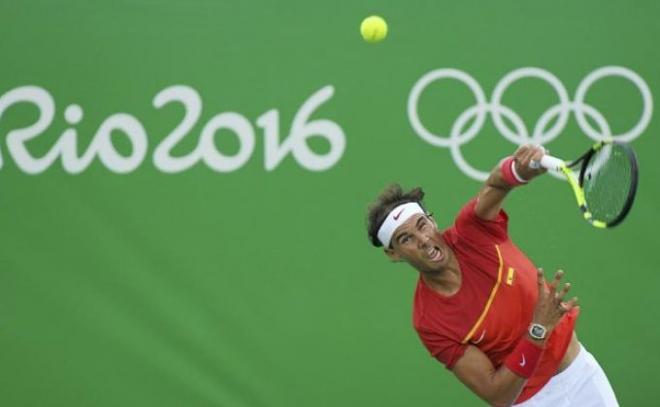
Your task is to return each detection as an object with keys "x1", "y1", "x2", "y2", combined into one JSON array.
[
  {"x1": 413, "y1": 278, "x2": 465, "y2": 337},
  {"x1": 454, "y1": 198, "x2": 510, "y2": 244},
  {"x1": 412, "y1": 279, "x2": 476, "y2": 369}
]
